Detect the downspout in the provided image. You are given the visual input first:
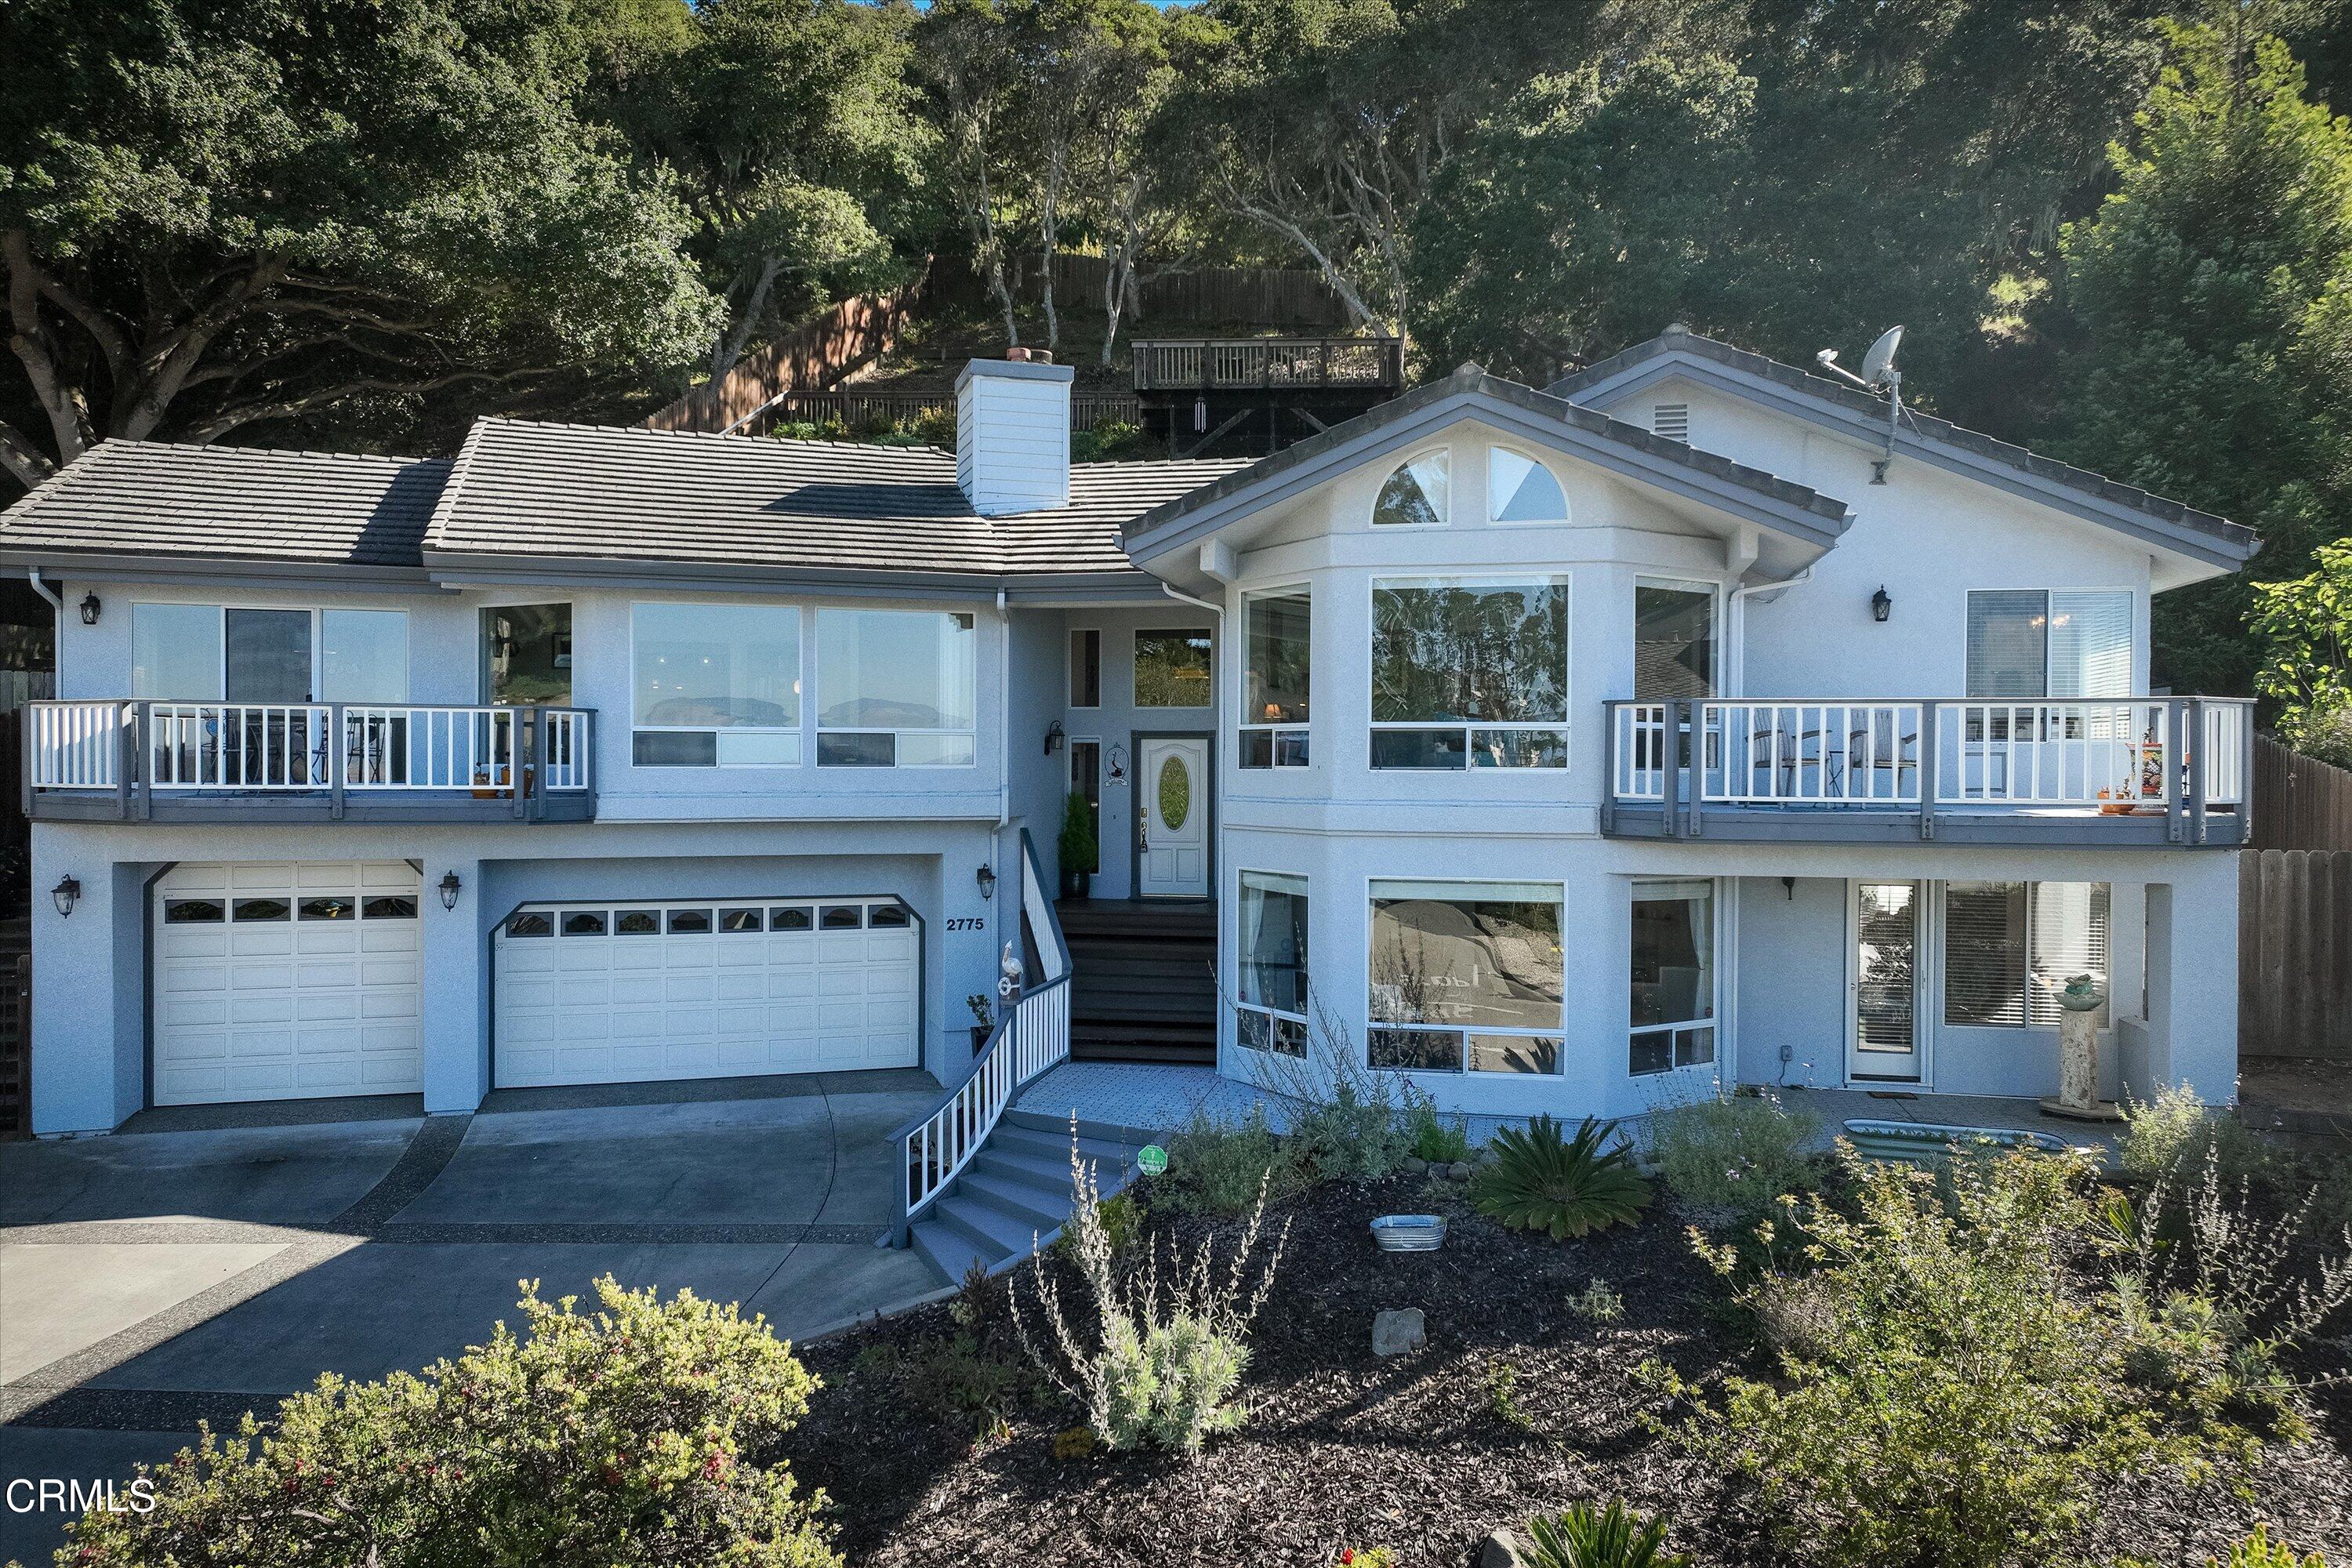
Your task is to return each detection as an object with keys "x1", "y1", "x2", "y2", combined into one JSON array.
[
  {"x1": 1160, "y1": 582, "x2": 1225, "y2": 619},
  {"x1": 27, "y1": 568, "x2": 61, "y2": 689},
  {"x1": 1726, "y1": 564, "x2": 1813, "y2": 695}
]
